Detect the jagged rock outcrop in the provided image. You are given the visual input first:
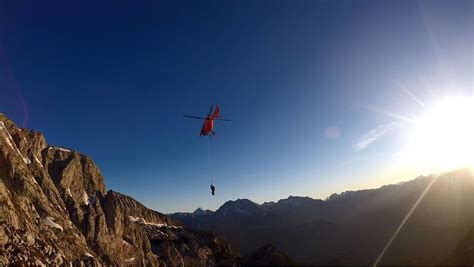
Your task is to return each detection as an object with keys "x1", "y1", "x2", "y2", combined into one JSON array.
[{"x1": 0, "y1": 113, "x2": 239, "y2": 266}]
